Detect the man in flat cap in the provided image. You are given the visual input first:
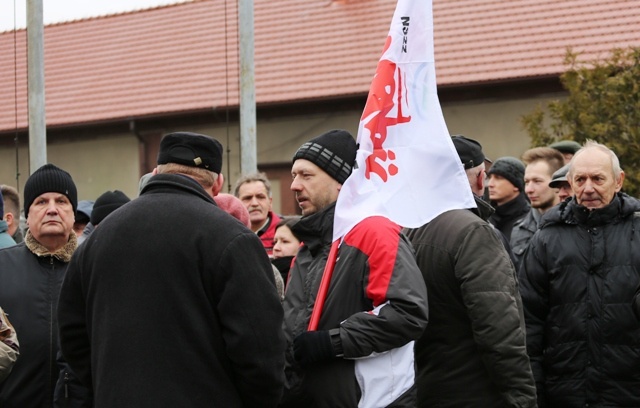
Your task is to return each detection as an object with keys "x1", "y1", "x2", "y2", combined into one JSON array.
[
  {"x1": 280, "y1": 129, "x2": 428, "y2": 407},
  {"x1": 58, "y1": 132, "x2": 285, "y2": 407},
  {"x1": 0, "y1": 164, "x2": 89, "y2": 406},
  {"x1": 549, "y1": 139, "x2": 582, "y2": 164},
  {"x1": 404, "y1": 135, "x2": 536, "y2": 407},
  {"x1": 549, "y1": 163, "x2": 571, "y2": 202}
]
